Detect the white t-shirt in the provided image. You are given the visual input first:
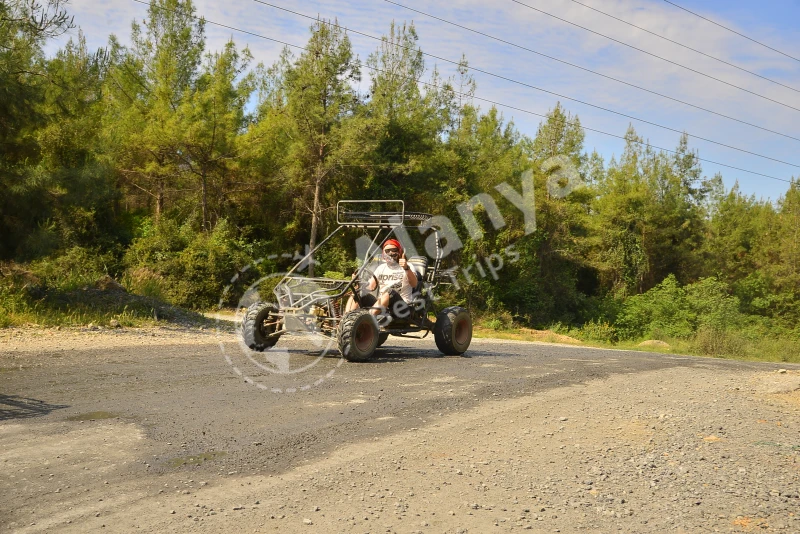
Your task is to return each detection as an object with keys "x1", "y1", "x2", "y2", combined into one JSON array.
[{"x1": 373, "y1": 262, "x2": 420, "y2": 303}]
